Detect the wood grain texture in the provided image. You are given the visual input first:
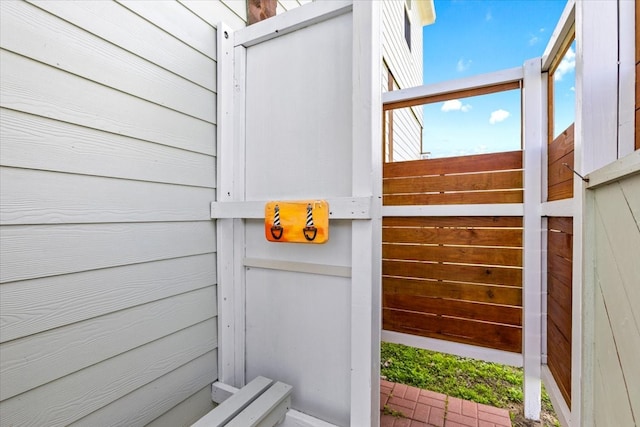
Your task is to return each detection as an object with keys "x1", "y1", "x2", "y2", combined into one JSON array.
[
  {"x1": 384, "y1": 170, "x2": 522, "y2": 193},
  {"x1": 383, "y1": 216, "x2": 523, "y2": 228},
  {"x1": 0, "y1": 254, "x2": 216, "y2": 343},
  {"x1": 384, "y1": 260, "x2": 522, "y2": 287},
  {"x1": 383, "y1": 277, "x2": 522, "y2": 306},
  {"x1": 0, "y1": 1, "x2": 215, "y2": 123},
  {"x1": 0, "y1": 319, "x2": 217, "y2": 427},
  {"x1": 384, "y1": 190, "x2": 523, "y2": 206},
  {"x1": 75, "y1": 354, "x2": 217, "y2": 427},
  {"x1": 0, "y1": 109, "x2": 216, "y2": 187},
  {"x1": 547, "y1": 320, "x2": 571, "y2": 405},
  {"x1": 383, "y1": 226, "x2": 522, "y2": 247},
  {"x1": 383, "y1": 150, "x2": 523, "y2": 177},
  {"x1": 383, "y1": 244, "x2": 522, "y2": 267},
  {"x1": 0, "y1": 286, "x2": 217, "y2": 400},
  {"x1": 383, "y1": 308, "x2": 522, "y2": 353},
  {"x1": 0, "y1": 50, "x2": 215, "y2": 155},
  {"x1": 27, "y1": 0, "x2": 216, "y2": 91},
  {"x1": 547, "y1": 124, "x2": 574, "y2": 201},
  {"x1": 0, "y1": 167, "x2": 215, "y2": 224},
  {"x1": 0, "y1": 221, "x2": 216, "y2": 283}
]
